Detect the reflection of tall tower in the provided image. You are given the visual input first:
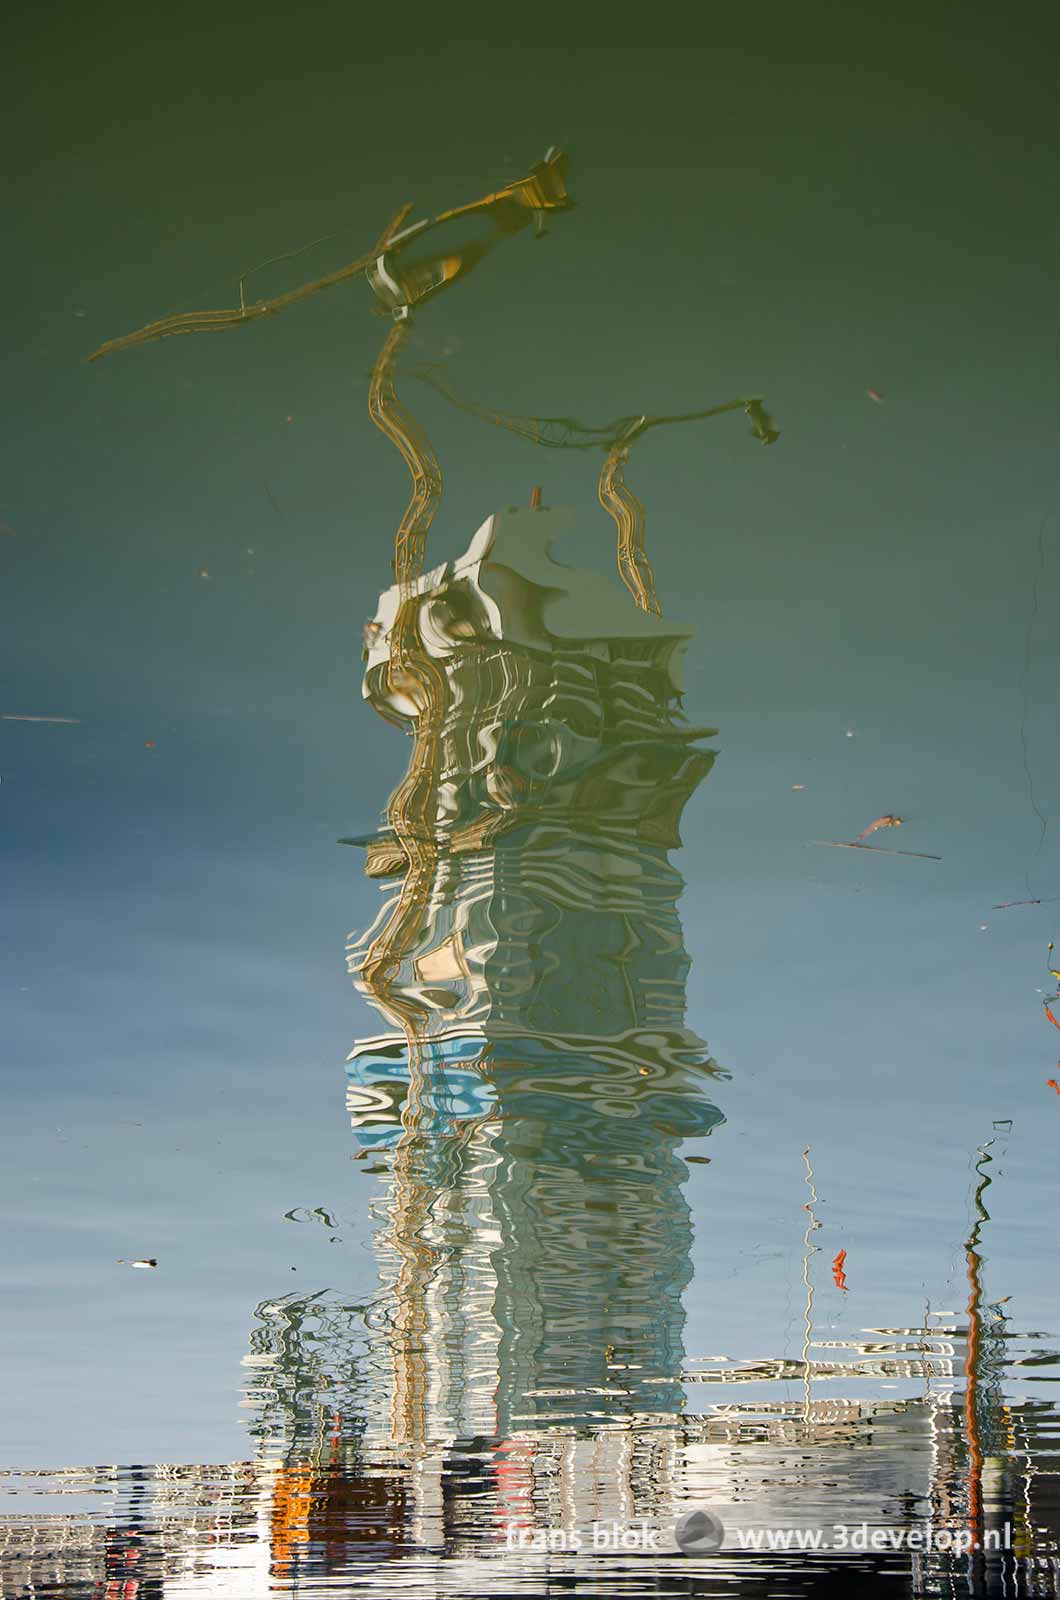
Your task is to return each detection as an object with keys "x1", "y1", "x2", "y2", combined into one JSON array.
[
  {"x1": 342, "y1": 505, "x2": 725, "y2": 1466},
  {"x1": 348, "y1": 503, "x2": 717, "y2": 1052}
]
